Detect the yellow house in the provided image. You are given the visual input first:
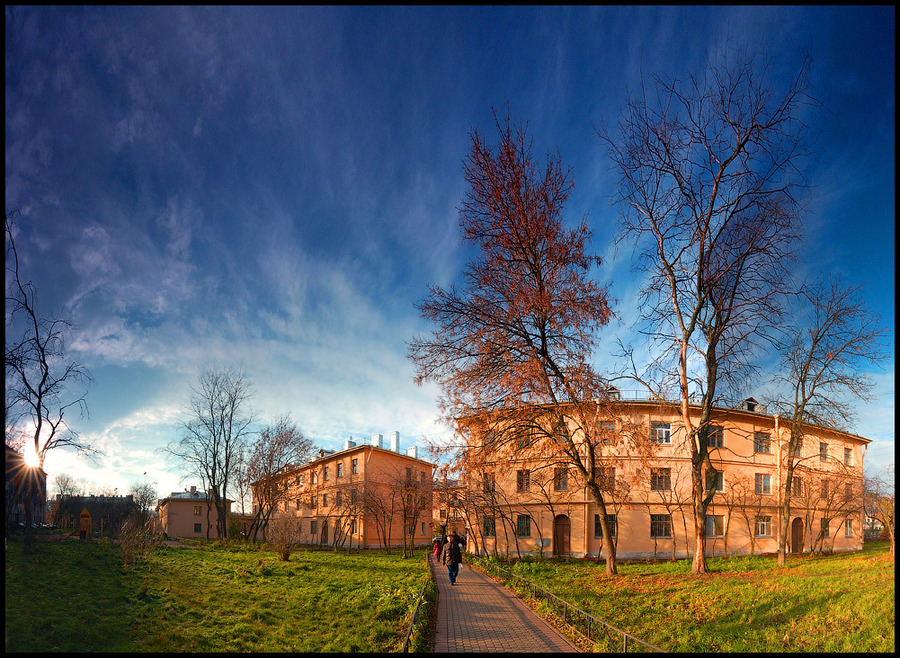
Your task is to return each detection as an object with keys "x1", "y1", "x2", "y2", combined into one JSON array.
[
  {"x1": 458, "y1": 399, "x2": 869, "y2": 561},
  {"x1": 254, "y1": 432, "x2": 435, "y2": 550},
  {"x1": 157, "y1": 486, "x2": 233, "y2": 539}
]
